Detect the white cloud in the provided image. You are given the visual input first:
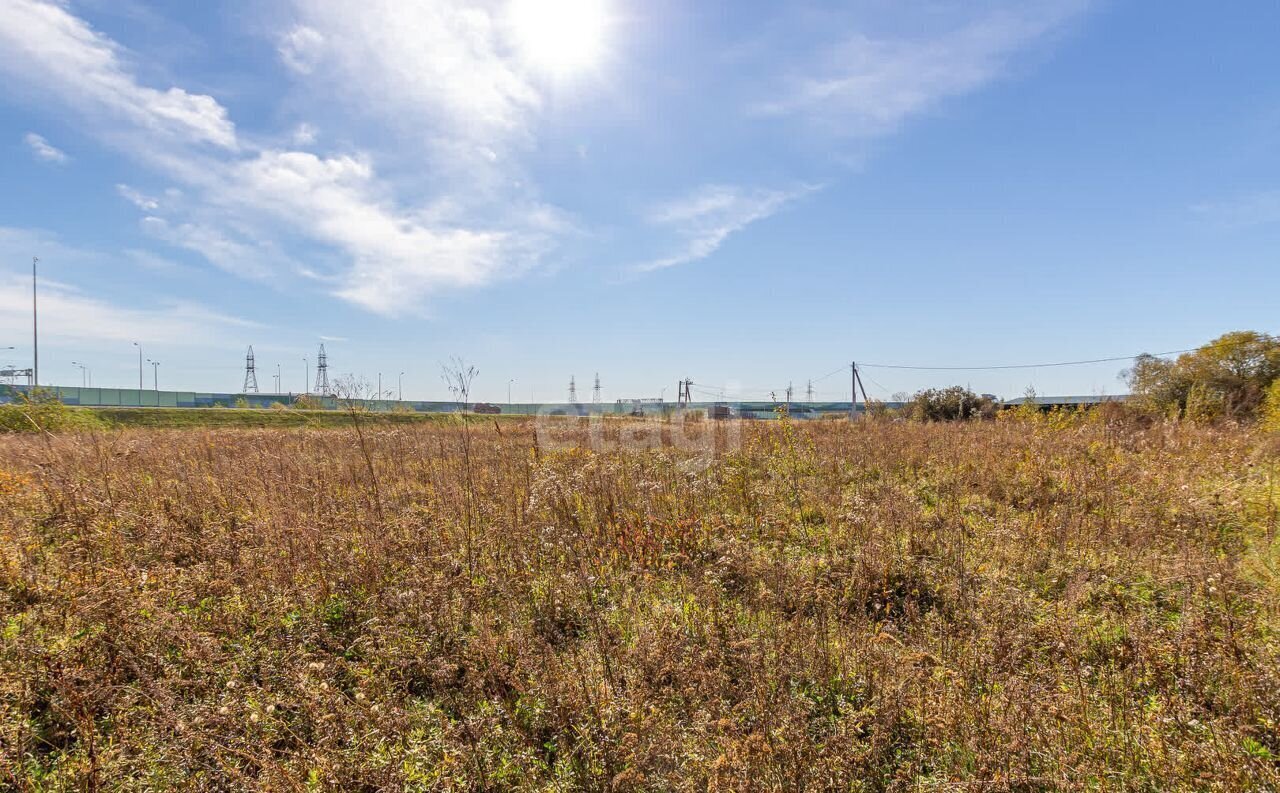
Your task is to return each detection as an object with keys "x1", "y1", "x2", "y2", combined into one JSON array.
[
  {"x1": 1192, "y1": 191, "x2": 1280, "y2": 229},
  {"x1": 221, "y1": 150, "x2": 519, "y2": 311},
  {"x1": 637, "y1": 184, "x2": 817, "y2": 272},
  {"x1": 23, "y1": 131, "x2": 67, "y2": 163},
  {"x1": 291, "y1": 122, "x2": 318, "y2": 145},
  {"x1": 281, "y1": 0, "x2": 542, "y2": 163},
  {"x1": 0, "y1": 272, "x2": 256, "y2": 346},
  {"x1": 0, "y1": 0, "x2": 237, "y2": 148},
  {"x1": 123, "y1": 248, "x2": 182, "y2": 272},
  {"x1": 753, "y1": 2, "x2": 1087, "y2": 137},
  {"x1": 140, "y1": 216, "x2": 280, "y2": 280},
  {"x1": 0, "y1": 227, "x2": 257, "y2": 346},
  {"x1": 278, "y1": 24, "x2": 324, "y2": 75},
  {"x1": 0, "y1": 0, "x2": 567, "y2": 315},
  {"x1": 0, "y1": 226, "x2": 170, "y2": 276},
  {"x1": 116, "y1": 183, "x2": 160, "y2": 211}
]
